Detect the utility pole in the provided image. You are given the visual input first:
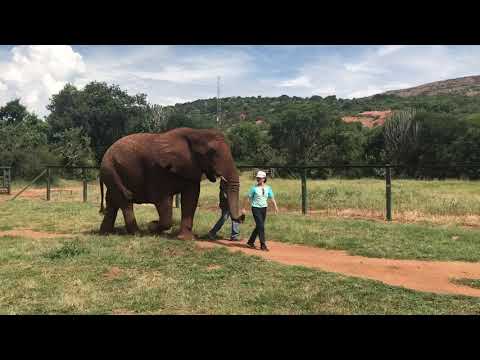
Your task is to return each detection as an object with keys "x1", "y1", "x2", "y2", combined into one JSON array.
[{"x1": 216, "y1": 76, "x2": 221, "y2": 125}]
